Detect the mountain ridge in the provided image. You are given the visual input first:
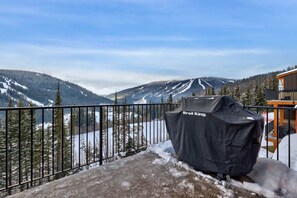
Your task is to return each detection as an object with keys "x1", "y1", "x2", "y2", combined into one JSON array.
[
  {"x1": 0, "y1": 69, "x2": 112, "y2": 107},
  {"x1": 108, "y1": 77, "x2": 235, "y2": 104}
]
